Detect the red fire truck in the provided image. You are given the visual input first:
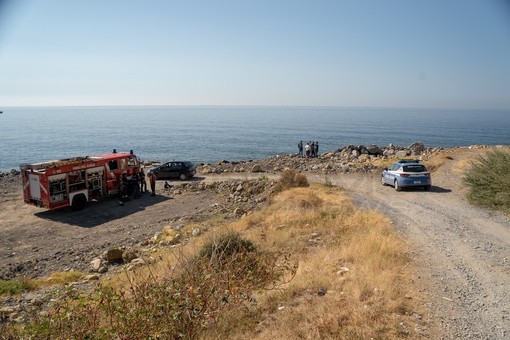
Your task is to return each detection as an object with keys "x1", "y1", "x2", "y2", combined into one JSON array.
[{"x1": 20, "y1": 150, "x2": 141, "y2": 210}]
